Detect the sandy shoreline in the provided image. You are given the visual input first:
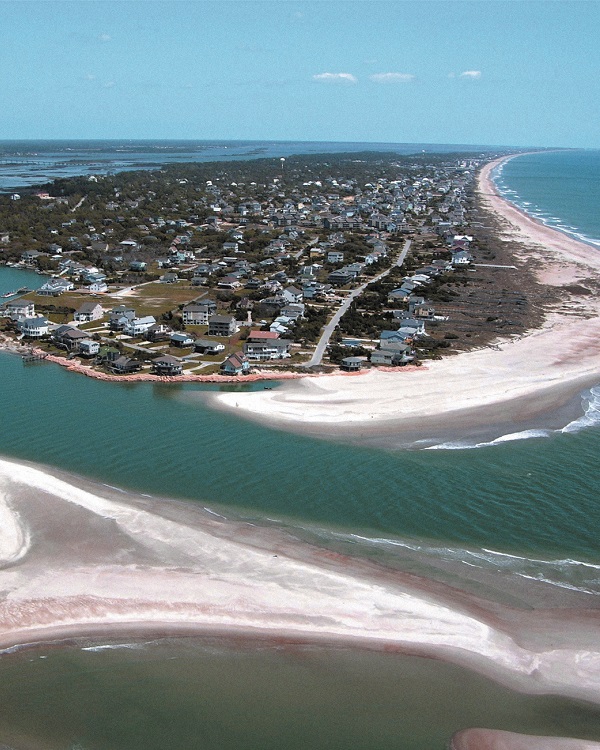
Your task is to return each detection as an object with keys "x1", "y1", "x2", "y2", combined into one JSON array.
[
  {"x1": 209, "y1": 154, "x2": 600, "y2": 439},
  {"x1": 0, "y1": 455, "x2": 600, "y2": 707}
]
